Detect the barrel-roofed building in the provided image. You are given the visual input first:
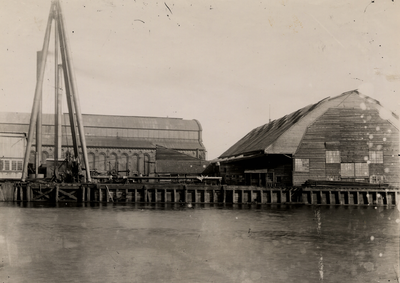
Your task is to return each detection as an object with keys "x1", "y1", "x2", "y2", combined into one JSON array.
[
  {"x1": 218, "y1": 90, "x2": 399, "y2": 188},
  {"x1": 0, "y1": 112, "x2": 207, "y2": 178}
]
